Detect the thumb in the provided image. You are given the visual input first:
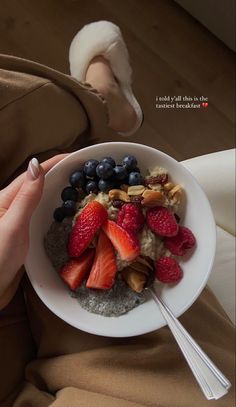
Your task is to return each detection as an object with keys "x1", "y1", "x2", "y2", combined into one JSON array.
[{"x1": 5, "y1": 158, "x2": 45, "y2": 229}]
